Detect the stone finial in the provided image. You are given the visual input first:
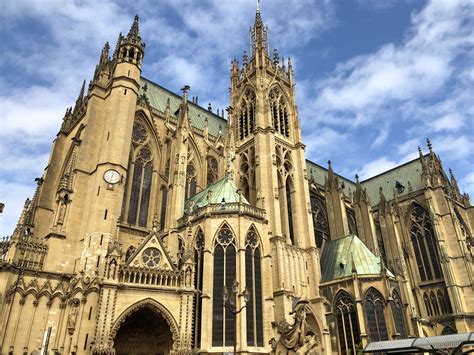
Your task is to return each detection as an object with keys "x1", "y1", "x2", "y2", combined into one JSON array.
[{"x1": 427, "y1": 138, "x2": 433, "y2": 153}]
